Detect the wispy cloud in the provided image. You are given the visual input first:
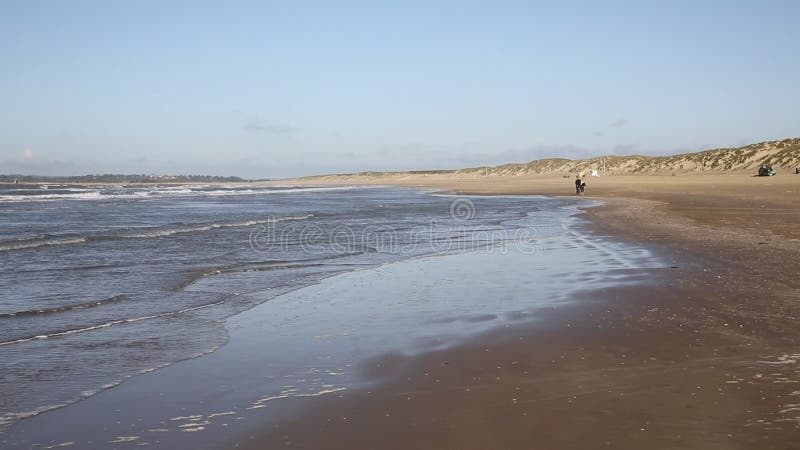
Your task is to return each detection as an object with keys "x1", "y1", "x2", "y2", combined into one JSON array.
[
  {"x1": 242, "y1": 117, "x2": 293, "y2": 134},
  {"x1": 610, "y1": 117, "x2": 628, "y2": 127}
]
